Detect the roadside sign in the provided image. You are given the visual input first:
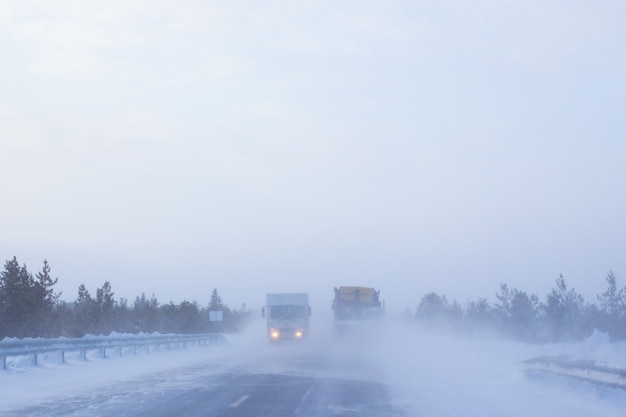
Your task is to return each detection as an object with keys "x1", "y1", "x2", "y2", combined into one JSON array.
[{"x1": 209, "y1": 310, "x2": 223, "y2": 322}]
